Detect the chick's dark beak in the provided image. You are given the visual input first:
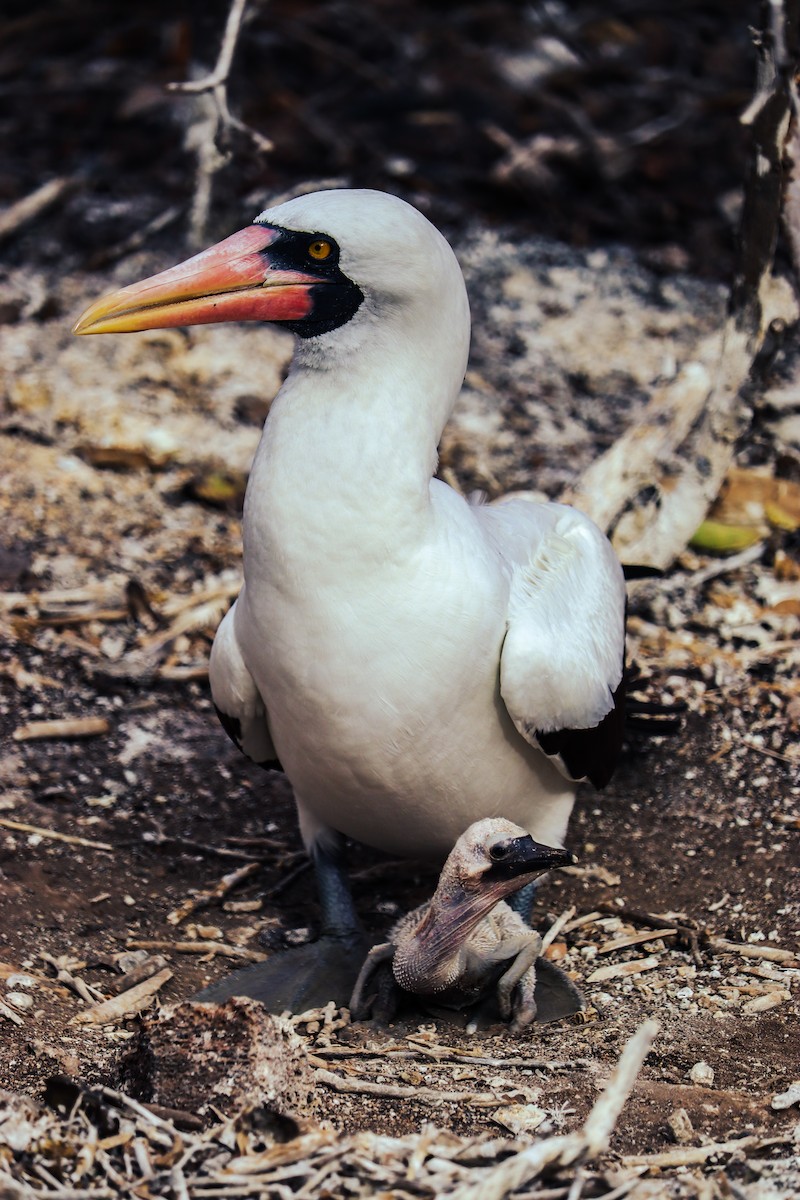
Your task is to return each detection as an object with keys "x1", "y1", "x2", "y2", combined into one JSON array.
[{"x1": 488, "y1": 835, "x2": 576, "y2": 881}]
